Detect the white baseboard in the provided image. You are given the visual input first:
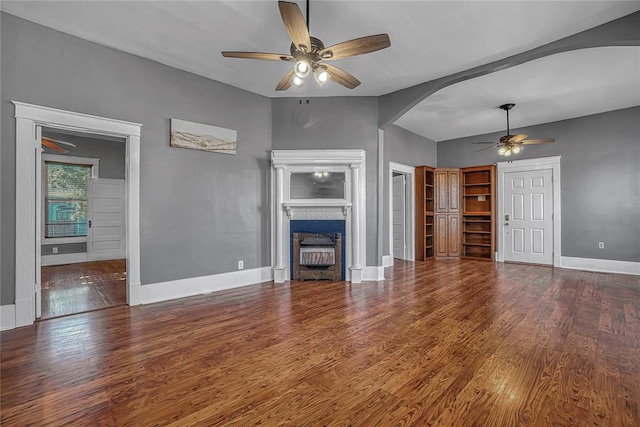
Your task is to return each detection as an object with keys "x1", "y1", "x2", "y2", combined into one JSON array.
[
  {"x1": 560, "y1": 256, "x2": 640, "y2": 276},
  {"x1": 363, "y1": 266, "x2": 385, "y2": 281},
  {"x1": 382, "y1": 255, "x2": 393, "y2": 268},
  {"x1": 1, "y1": 304, "x2": 16, "y2": 331},
  {"x1": 41, "y1": 252, "x2": 88, "y2": 266},
  {"x1": 140, "y1": 267, "x2": 274, "y2": 305}
]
